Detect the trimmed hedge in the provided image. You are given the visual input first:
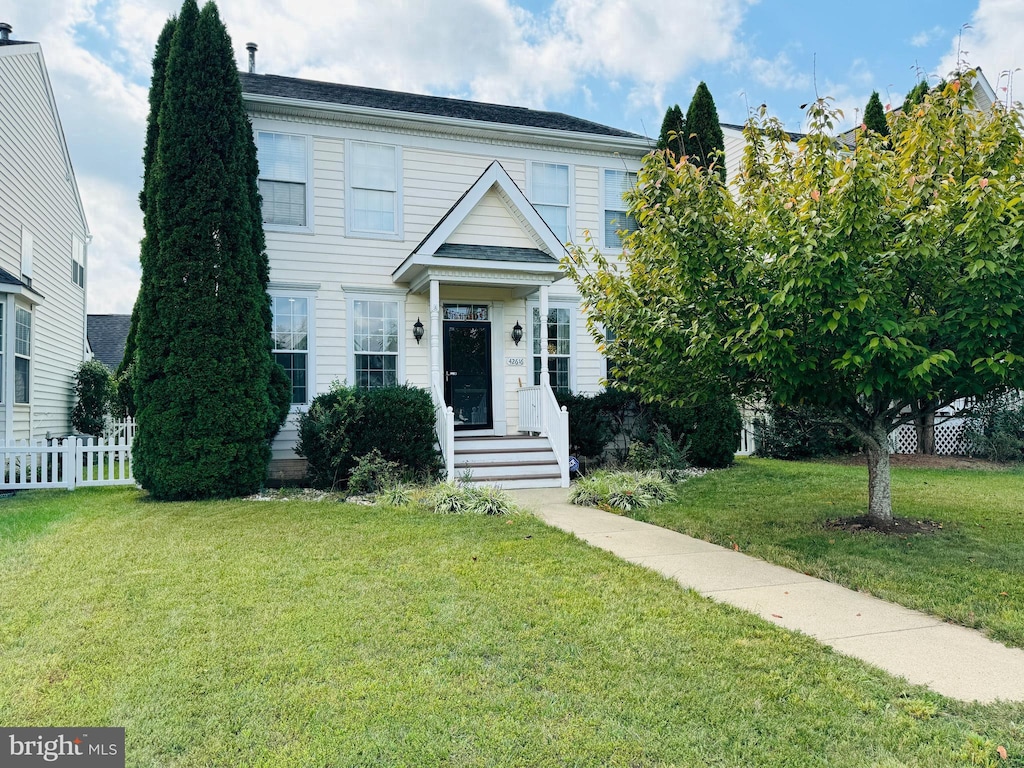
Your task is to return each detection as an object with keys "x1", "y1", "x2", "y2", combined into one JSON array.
[{"x1": 296, "y1": 383, "x2": 442, "y2": 490}]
